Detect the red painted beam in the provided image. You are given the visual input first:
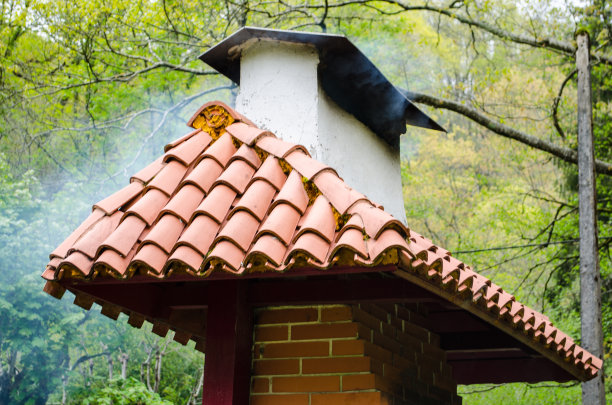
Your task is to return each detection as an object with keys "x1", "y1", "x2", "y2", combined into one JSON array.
[
  {"x1": 75, "y1": 265, "x2": 398, "y2": 285},
  {"x1": 450, "y1": 357, "x2": 574, "y2": 384},
  {"x1": 65, "y1": 283, "x2": 164, "y2": 319},
  {"x1": 246, "y1": 276, "x2": 443, "y2": 305},
  {"x1": 439, "y1": 330, "x2": 535, "y2": 352},
  {"x1": 202, "y1": 280, "x2": 253, "y2": 405}
]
